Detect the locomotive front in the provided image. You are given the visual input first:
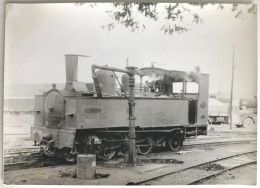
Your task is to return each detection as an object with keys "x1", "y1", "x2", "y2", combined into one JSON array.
[{"x1": 31, "y1": 55, "x2": 125, "y2": 161}]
